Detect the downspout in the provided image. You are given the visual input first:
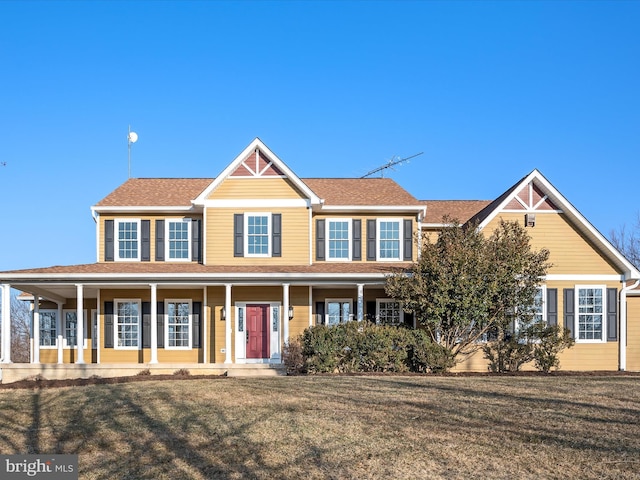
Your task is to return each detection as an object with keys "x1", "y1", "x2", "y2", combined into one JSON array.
[{"x1": 620, "y1": 278, "x2": 640, "y2": 371}]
